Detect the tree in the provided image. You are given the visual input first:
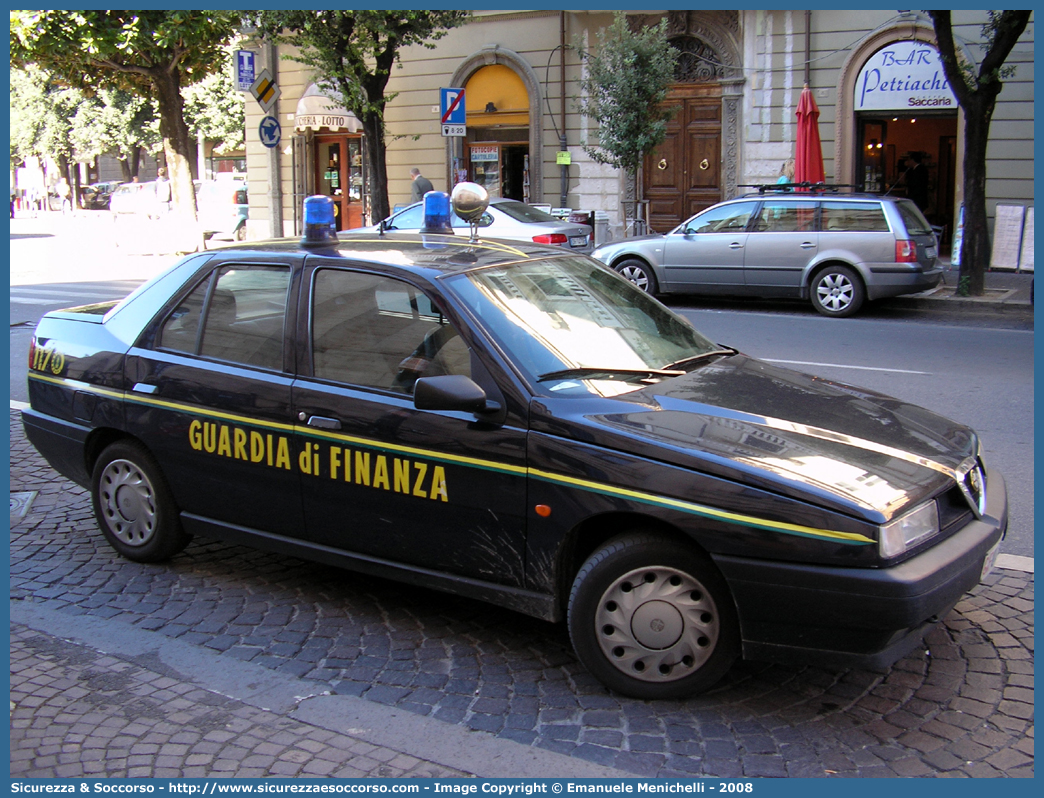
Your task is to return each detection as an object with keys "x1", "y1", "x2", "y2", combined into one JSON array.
[
  {"x1": 10, "y1": 10, "x2": 240, "y2": 223},
  {"x1": 183, "y1": 45, "x2": 246, "y2": 161},
  {"x1": 574, "y1": 13, "x2": 679, "y2": 224},
  {"x1": 249, "y1": 10, "x2": 470, "y2": 221},
  {"x1": 928, "y1": 10, "x2": 1033, "y2": 296},
  {"x1": 71, "y1": 89, "x2": 161, "y2": 183},
  {"x1": 10, "y1": 66, "x2": 82, "y2": 197}
]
